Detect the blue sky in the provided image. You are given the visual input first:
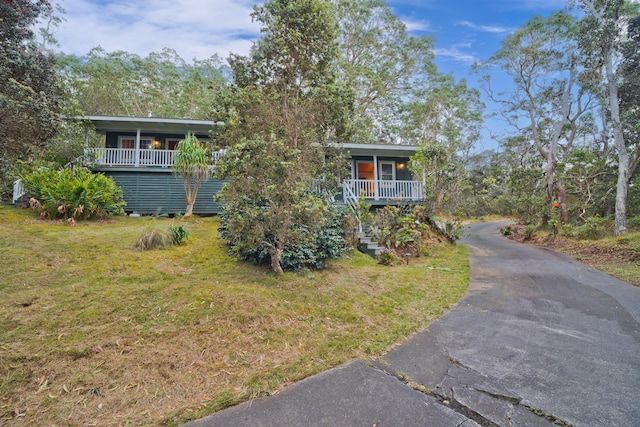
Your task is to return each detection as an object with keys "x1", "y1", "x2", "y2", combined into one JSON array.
[{"x1": 53, "y1": 0, "x2": 569, "y2": 150}]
